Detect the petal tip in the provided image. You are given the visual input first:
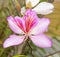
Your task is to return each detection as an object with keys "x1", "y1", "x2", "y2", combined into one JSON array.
[
  {"x1": 7, "y1": 16, "x2": 13, "y2": 21},
  {"x1": 41, "y1": 18, "x2": 50, "y2": 24},
  {"x1": 42, "y1": 38, "x2": 53, "y2": 48},
  {"x1": 3, "y1": 42, "x2": 9, "y2": 48},
  {"x1": 48, "y1": 40, "x2": 53, "y2": 48},
  {"x1": 30, "y1": 35, "x2": 53, "y2": 48}
]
